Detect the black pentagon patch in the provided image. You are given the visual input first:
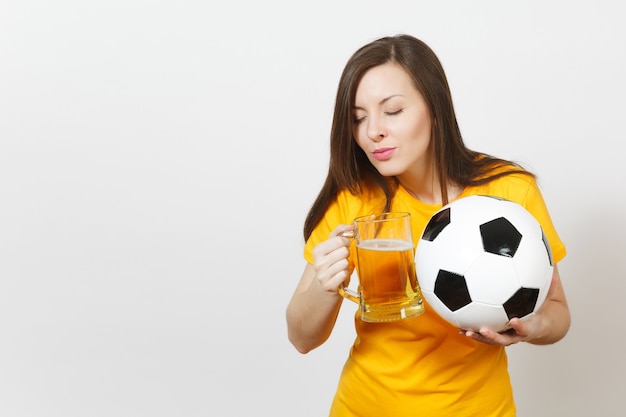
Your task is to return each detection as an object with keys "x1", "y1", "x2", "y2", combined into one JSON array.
[
  {"x1": 434, "y1": 270, "x2": 472, "y2": 311},
  {"x1": 503, "y1": 287, "x2": 539, "y2": 320},
  {"x1": 480, "y1": 217, "x2": 522, "y2": 257},
  {"x1": 422, "y1": 208, "x2": 451, "y2": 242},
  {"x1": 541, "y1": 229, "x2": 553, "y2": 266}
]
